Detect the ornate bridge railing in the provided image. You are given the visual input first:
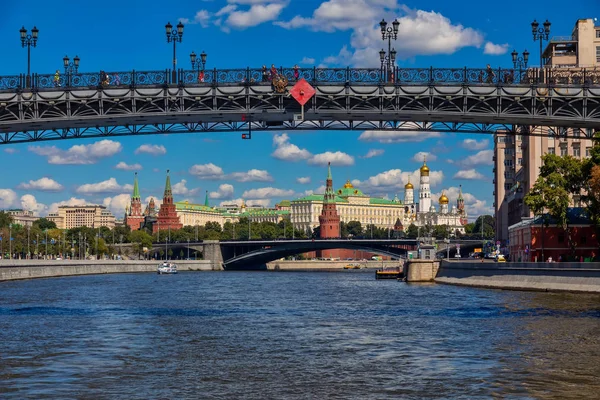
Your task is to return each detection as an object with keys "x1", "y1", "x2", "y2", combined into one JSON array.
[{"x1": 1, "y1": 66, "x2": 599, "y2": 91}]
